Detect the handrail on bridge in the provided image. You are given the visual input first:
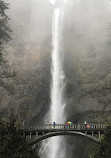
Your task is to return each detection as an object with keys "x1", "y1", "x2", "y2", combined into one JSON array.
[{"x1": 22, "y1": 123, "x2": 106, "y2": 131}]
